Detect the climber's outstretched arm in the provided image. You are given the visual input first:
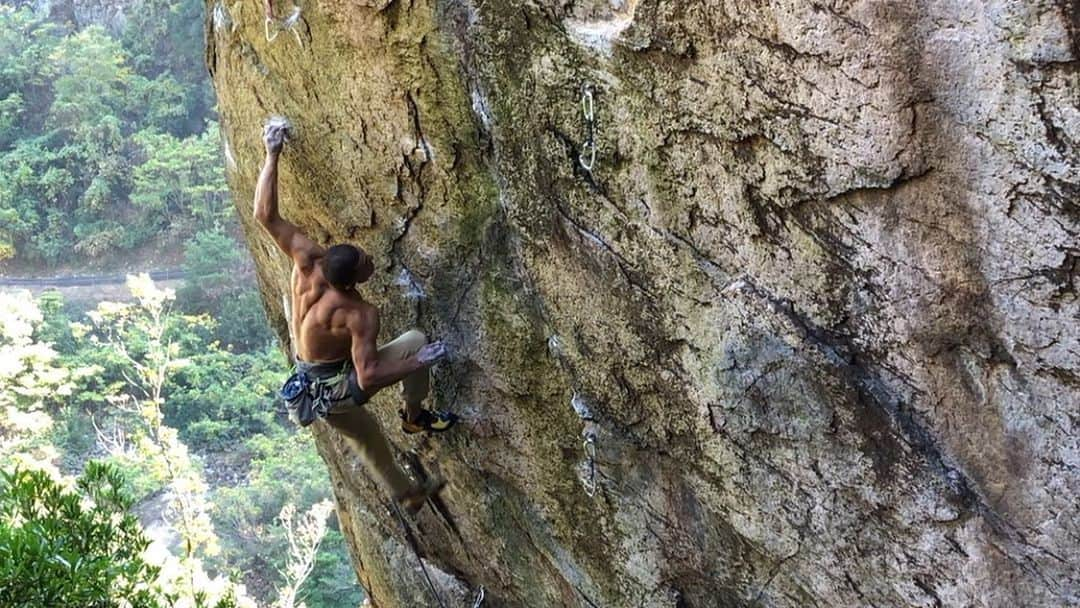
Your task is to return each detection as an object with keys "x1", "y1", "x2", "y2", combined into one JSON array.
[
  {"x1": 263, "y1": 0, "x2": 274, "y2": 18},
  {"x1": 253, "y1": 122, "x2": 323, "y2": 267}
]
